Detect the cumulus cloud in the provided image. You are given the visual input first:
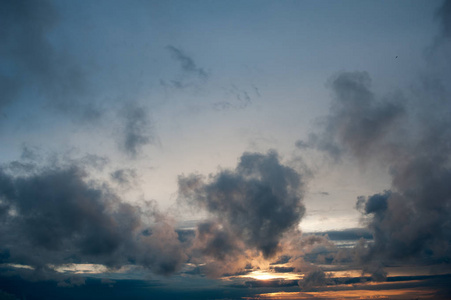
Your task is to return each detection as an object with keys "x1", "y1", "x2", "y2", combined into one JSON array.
[
  {"x1": 304, "y1": 1, "x2": 451, "y2": 276},
  {"x1": 179, "y1": 151, "x2": 306, "y2": 261},
  {"x1": 0, "y1": 163, "x2": 186, "y2": 279},
  {"x1": 309, "y1": 72, "x2": 451, "y2": 272}
]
